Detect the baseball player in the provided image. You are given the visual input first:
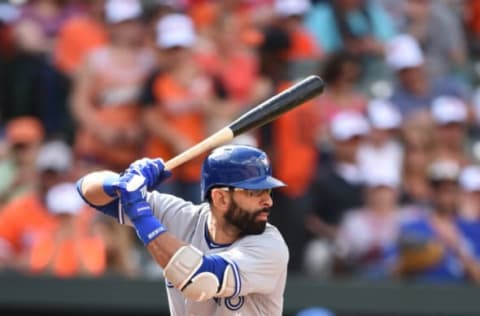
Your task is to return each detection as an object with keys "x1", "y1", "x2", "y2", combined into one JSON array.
[{"x1": 77, "y1": 145, "x2": 289, "y2": 315}]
